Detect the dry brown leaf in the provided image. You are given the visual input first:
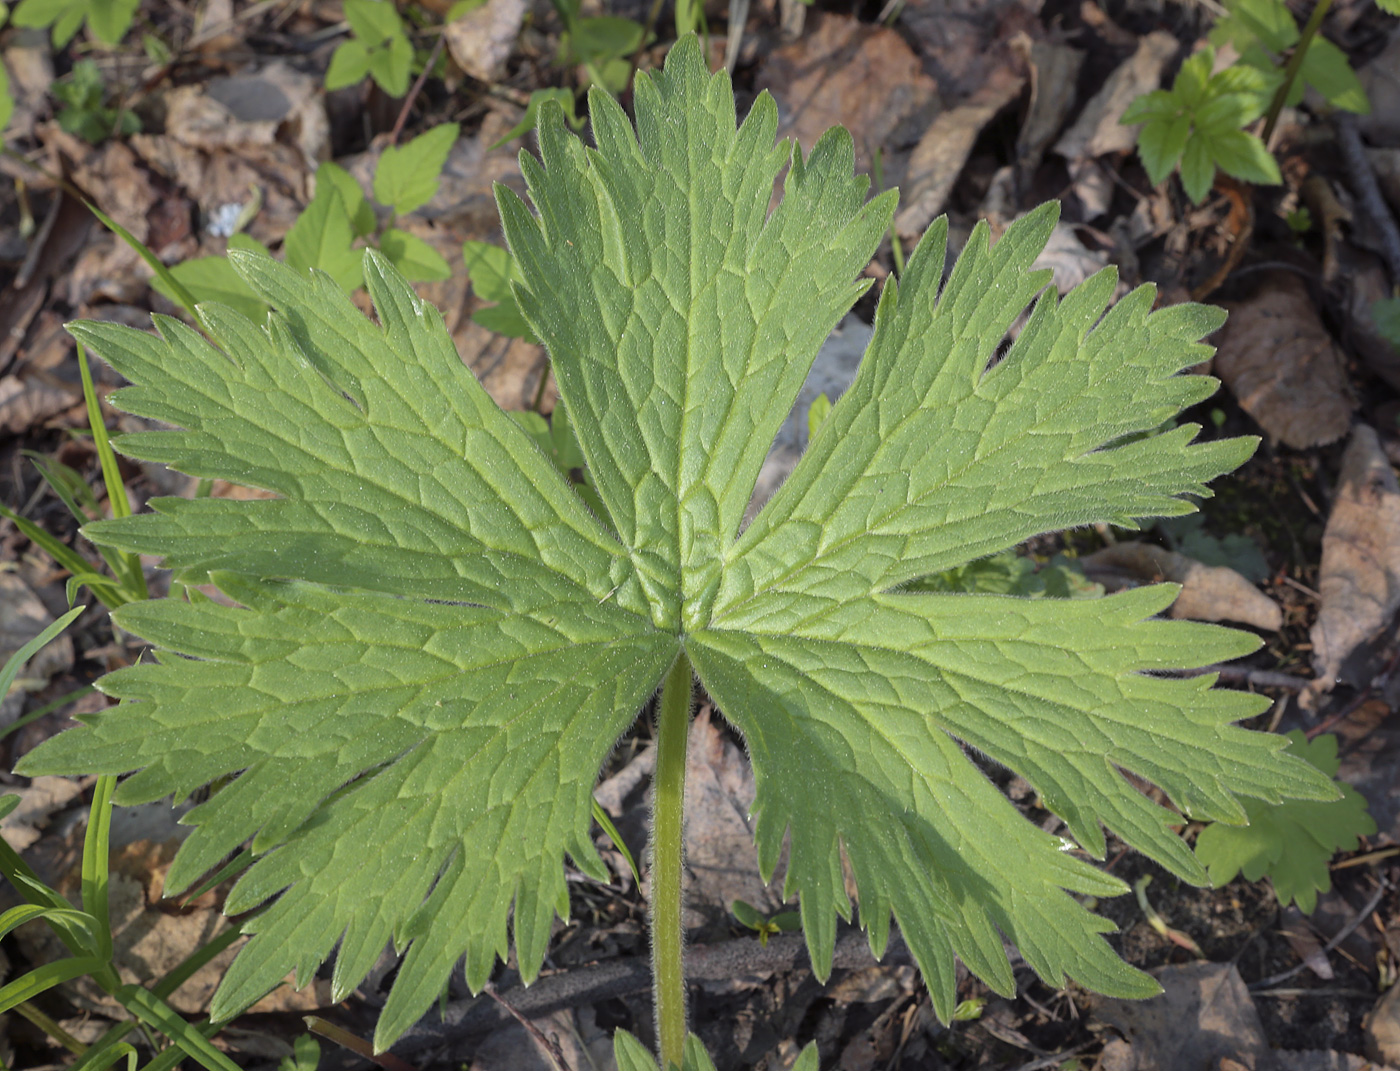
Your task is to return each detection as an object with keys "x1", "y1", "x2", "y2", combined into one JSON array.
[
  {"x1": 164, "y1": 63, "x2": 328, "y2": 170},
  {"x1": 755, "y1": 14, "x2": 939, "y2": 179},
  {"x1": 0, "y1": 573, "x2": 75, "y2": 694},
  {"x1": 681, "y1": 707, "x2": 785, "y2": 936},
  {"x1": 899, "y1": 0, "x2": 1038, "y2": 100},
  {"x1": 1081, "y1": 541, "x2": 1282, "y2": 631},
  {"x1": 1032, "y1": 221, "x2": 1111, "y2": 294},
  {"x1": 894, "y1": 67, "x2": 1025, "y2": 241},
  {"x1": 1279, "y1": 906, "x2": 1333, "y2": 981},
  {"x1": 1309, "y1": 424, "x2": 1400, "y2": 693},
  {"x1": 1054, "y1": 31, "x2": 1178, "y2": 160},
  {"x1": 445, "y1": 0, "x2": 526, "y2": 83},
  {"x1": 1214, "y1": 273, "x2": 1354, "y2": 449},
  {"x1": 1367, "y1": 983, "x2": 1400, "y2": 1068},
  {"x1": 1013, "y1": 36, "x2": 1085, "y2": 183},
  {"x1": 1357, "y1": 26, "x2": 1400, "y2": 148},
  {"x1": 0, "y1": 777, "x2": 85, "y2": 853},
  {"x1": 1091, "y1": 963, "x2": 1269, "y2": 1071},
  {"x1": 0, "y1": 372, "x2": 80, "y2": 435}
]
